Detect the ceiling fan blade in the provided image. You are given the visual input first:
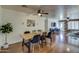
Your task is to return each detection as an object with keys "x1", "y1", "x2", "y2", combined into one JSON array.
[
  {"x1": 41, "y1": 13, "x2": 48, "y2": 14},
  {"x1": 22, "y1": 5, "x2": 27, "y2": 7},
  {"x1": 37, "y1": 9, "x2": 41, "y2": 13}
]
